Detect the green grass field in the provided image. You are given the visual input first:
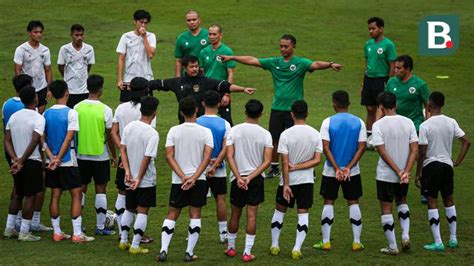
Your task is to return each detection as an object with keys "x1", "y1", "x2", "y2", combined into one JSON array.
[{"x1": 0, "y1": 0, "x2": 473, "y2": 264}]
